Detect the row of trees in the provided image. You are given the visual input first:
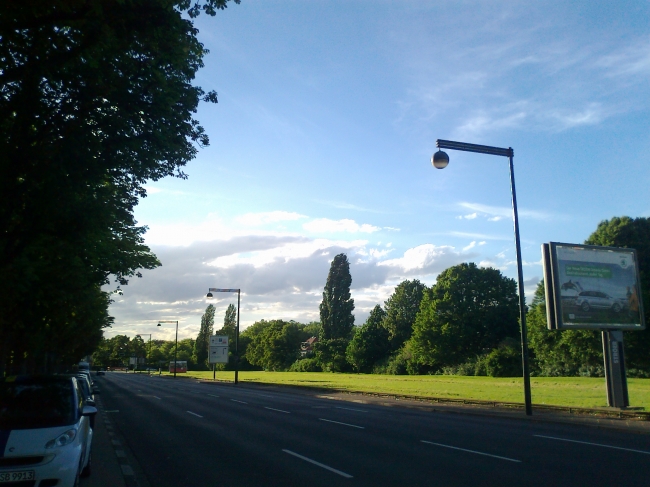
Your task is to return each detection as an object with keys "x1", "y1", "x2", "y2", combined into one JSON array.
[
  {"x1": 1, "y1": 1, "x2": 238, "y2": 374},
  {"x1": 93, "y1": 217, "x2": 650, "y2": 377}
]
